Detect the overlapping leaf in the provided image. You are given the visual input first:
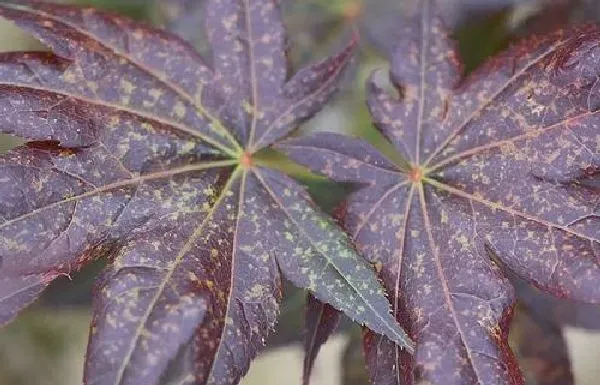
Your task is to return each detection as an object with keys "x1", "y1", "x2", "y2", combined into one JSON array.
[
  {"x1": 279, "y1": 0, "x2": 600, "y2": 383},
  {"x1": 302, "y1": 294, "x2": 340, "y2": 385},
  {"x1": 0, "y1": 1, "x2": 413, "y2": 384}
]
